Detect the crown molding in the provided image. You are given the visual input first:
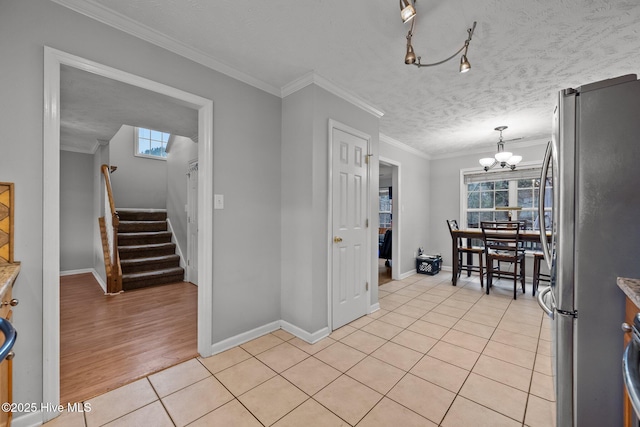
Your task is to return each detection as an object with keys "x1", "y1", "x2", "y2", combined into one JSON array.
[
  {"x1": 379, "y1": 133, "x2": 430, "y2": 160},
  {"x1": 52, "y1": 0, "x2": 387, "y2": 117},
  {"x1": 282, "y1": 72, "x2": 385, "y2": 119},
  {"x1": 51, "y1": 0, "x2": 281, "y2": 97}
]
